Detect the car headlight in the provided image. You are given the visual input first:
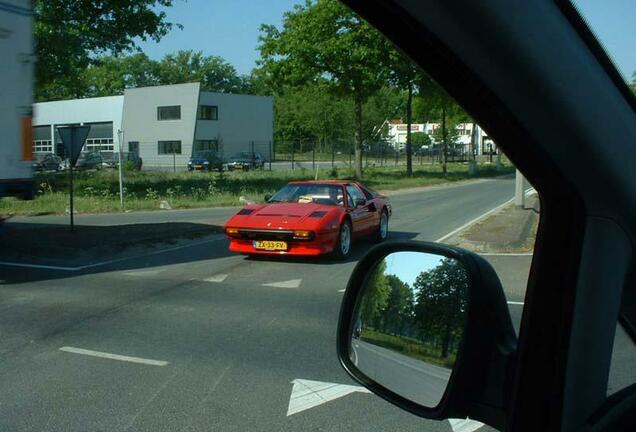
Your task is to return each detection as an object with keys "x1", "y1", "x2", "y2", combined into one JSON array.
[{"x1": 203, "y1": 161, "x2": 210, "y2": 164}]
